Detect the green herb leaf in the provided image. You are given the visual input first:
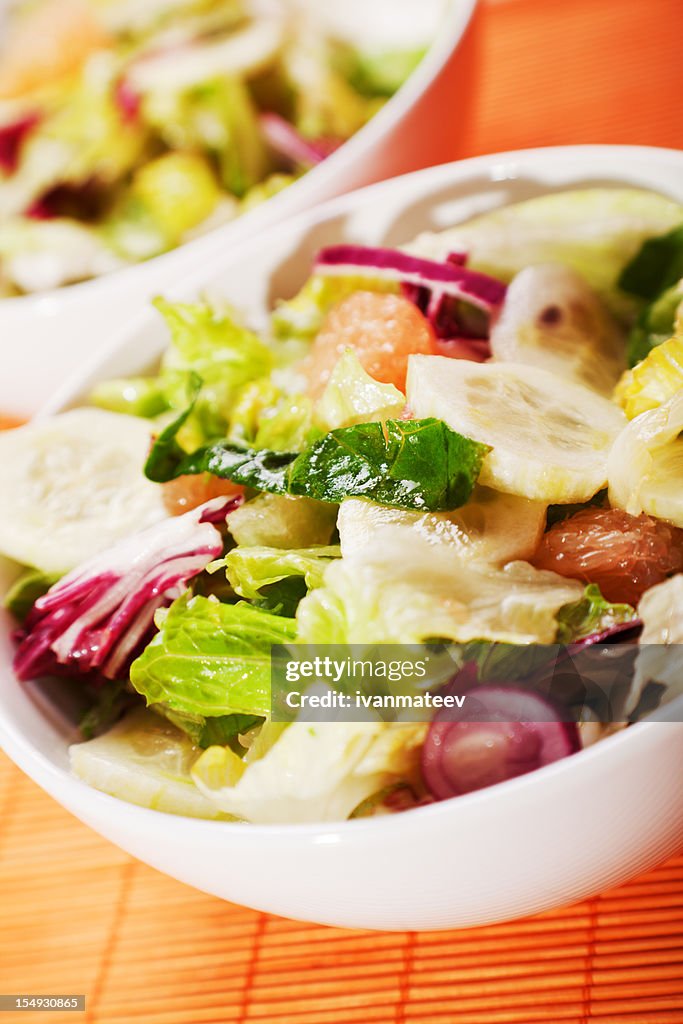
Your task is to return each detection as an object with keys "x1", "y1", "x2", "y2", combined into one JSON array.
[
  {"x1": 619, "y1": 224, "x2": 683, "y2": 301},
  {"x1": 3, "y1": 568, "x2": 61, "y2": 622},
  {"x1": 288, "y1": 419, "x2": 489, "y2": 511},
  {"x1": 144, "y1": 372, "x2": 202, "y2": 482},
  {"x1": 146, "y1": 412, "x2": 489, "y2": 513}
]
